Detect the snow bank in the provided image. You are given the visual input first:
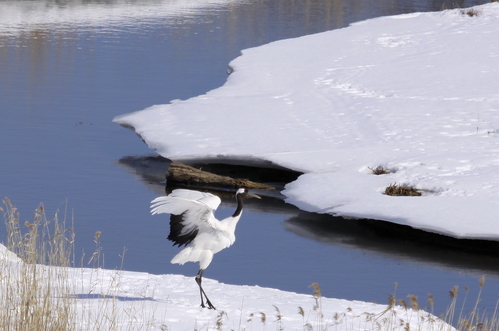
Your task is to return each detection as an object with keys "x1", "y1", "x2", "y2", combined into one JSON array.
[
  {"x1": 0, "y1": 244, "x2": 450, "y2": 330},
  {"x1": 72, "y1": 271, "x2": 451, "y2": 330},
  {"x1": 114, "y1": 4, "x2": 499, "y2": 240}
]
